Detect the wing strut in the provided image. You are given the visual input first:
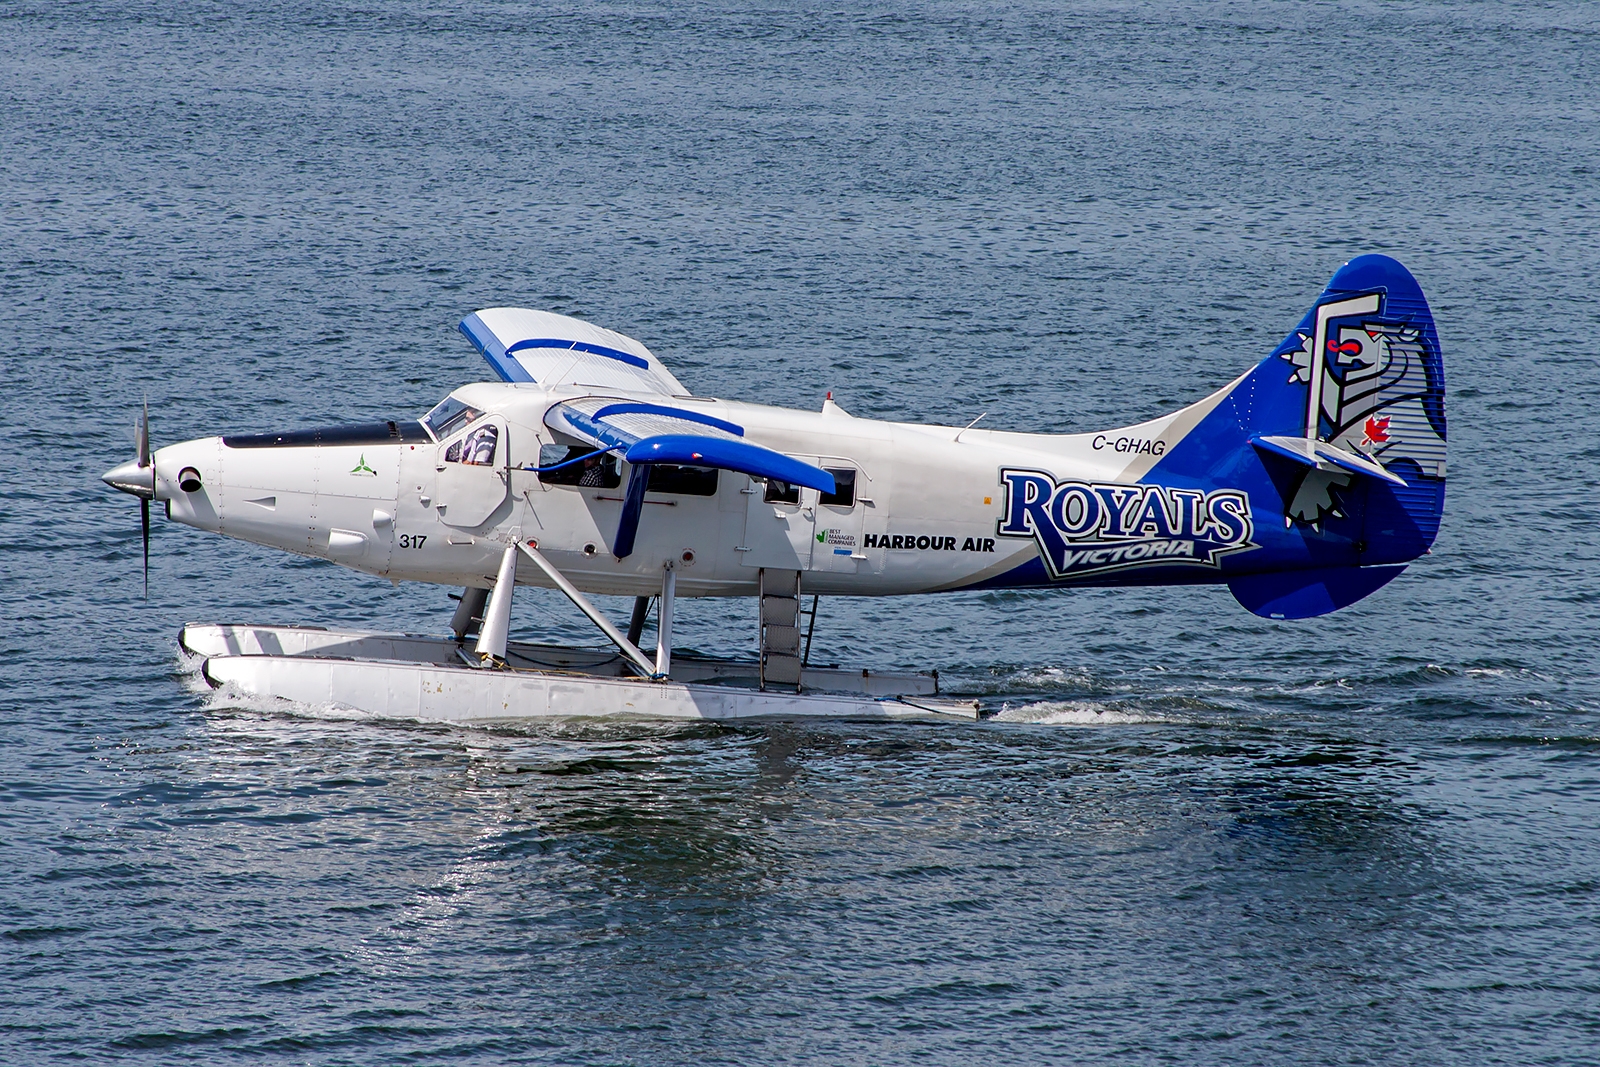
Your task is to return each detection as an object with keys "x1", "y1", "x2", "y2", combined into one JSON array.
[{"x1": 613, "y1": 462, "x2": 652, "y2": 559}]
